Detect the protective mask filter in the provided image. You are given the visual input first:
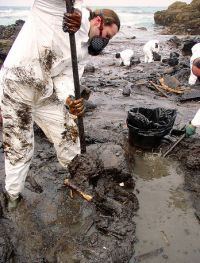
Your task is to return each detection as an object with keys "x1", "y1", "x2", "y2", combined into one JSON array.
[{"x1": 88, "y1": 36, "x2": 109, "y2": 56}]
